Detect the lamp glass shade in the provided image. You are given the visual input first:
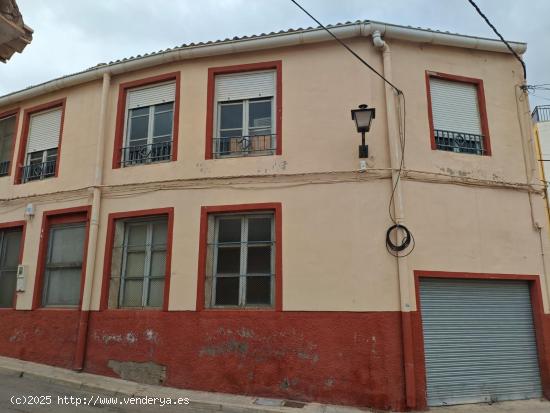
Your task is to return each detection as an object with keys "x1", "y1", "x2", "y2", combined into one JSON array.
[{"x1": 351, "y1": 107, "x2": 375, "y2": 133}]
